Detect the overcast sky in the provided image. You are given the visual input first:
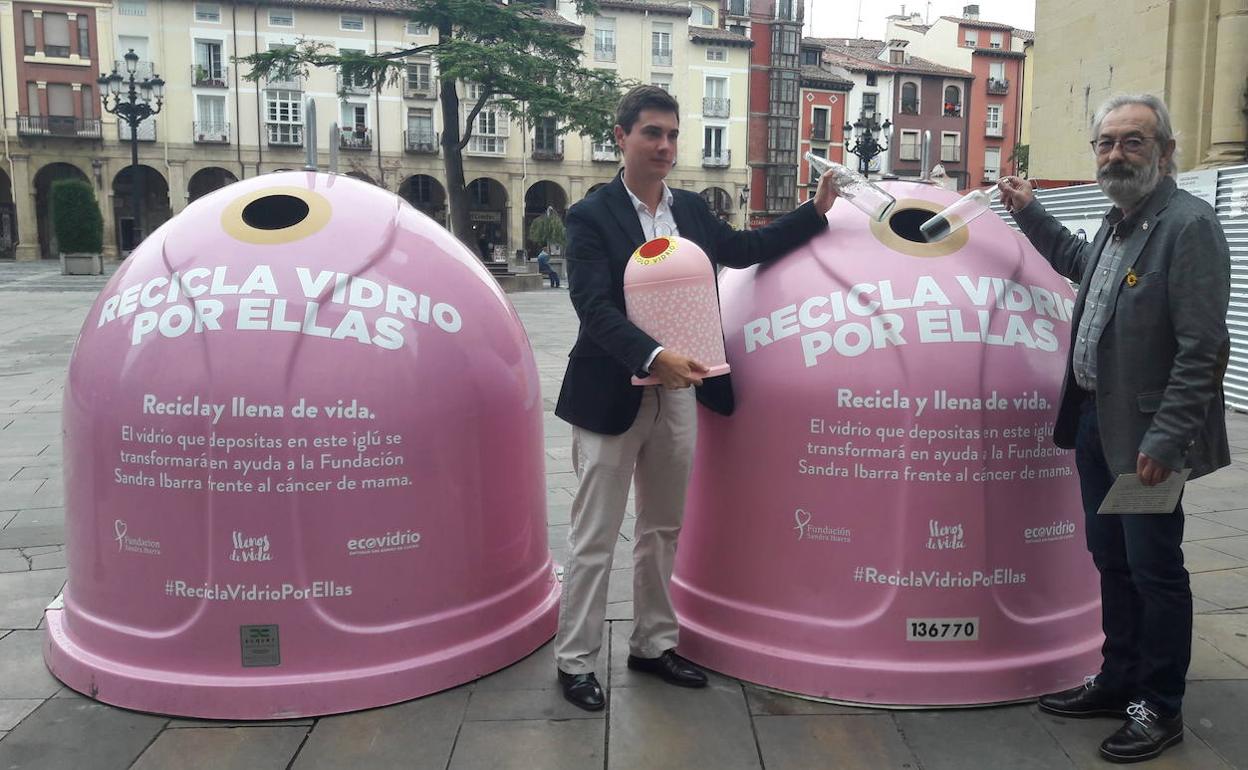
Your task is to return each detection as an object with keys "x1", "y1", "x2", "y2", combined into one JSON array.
[{"x1": 805, "y1": 0, "x2": 1037, "y2": 39}]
